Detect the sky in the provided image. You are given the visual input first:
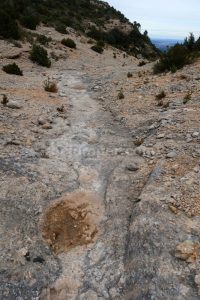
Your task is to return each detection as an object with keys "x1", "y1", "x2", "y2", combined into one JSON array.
[{"x1": 106, "y1": 0, "x2": 200, "y2": 40}]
